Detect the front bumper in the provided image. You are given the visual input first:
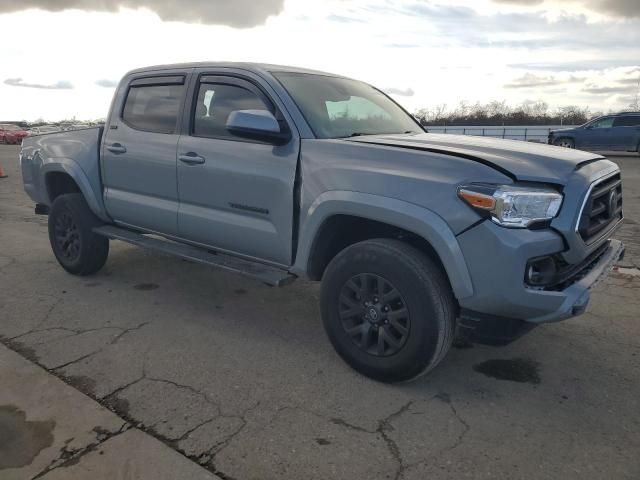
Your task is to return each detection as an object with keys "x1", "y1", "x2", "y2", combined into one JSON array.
[
  {"x1": 456, "y1": 220, "x2": 624, "y2": 325},
  {"x1": 526, "y1": 238, "x2": 623, "y2": 323}
]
